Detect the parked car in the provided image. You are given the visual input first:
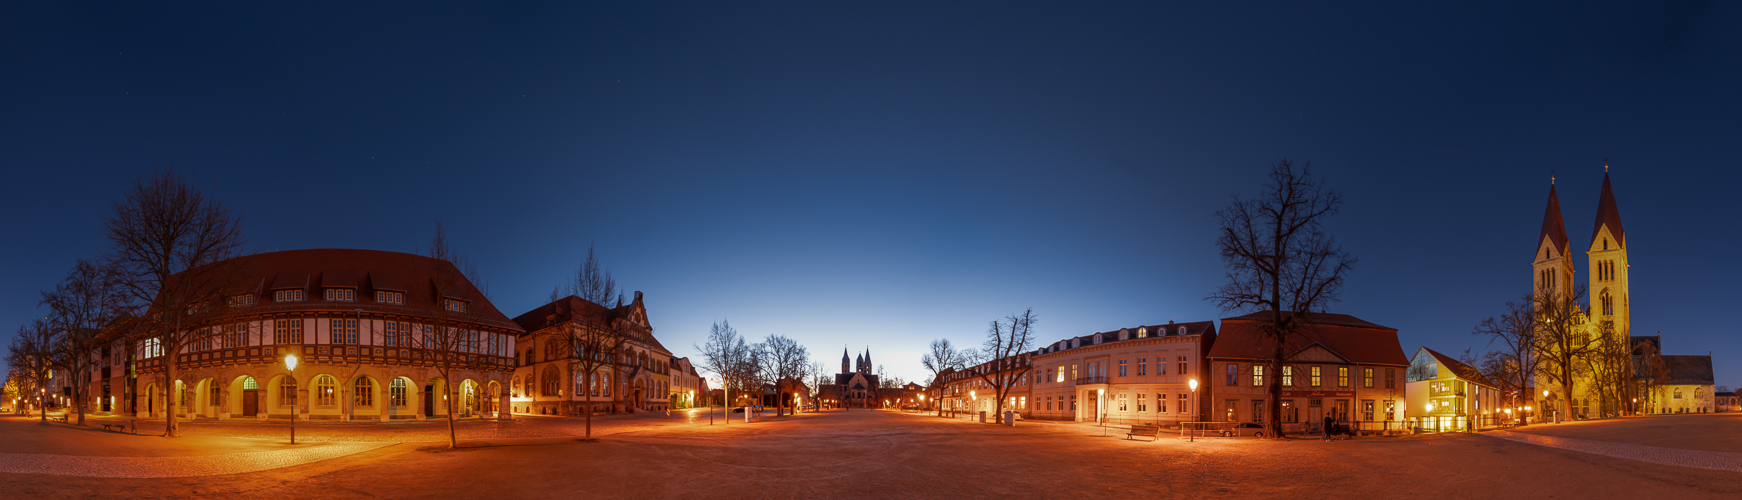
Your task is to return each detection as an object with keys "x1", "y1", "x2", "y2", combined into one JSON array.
[{"x1": 1221, "y1": 422, "x2": 1266, "y2": 437}]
